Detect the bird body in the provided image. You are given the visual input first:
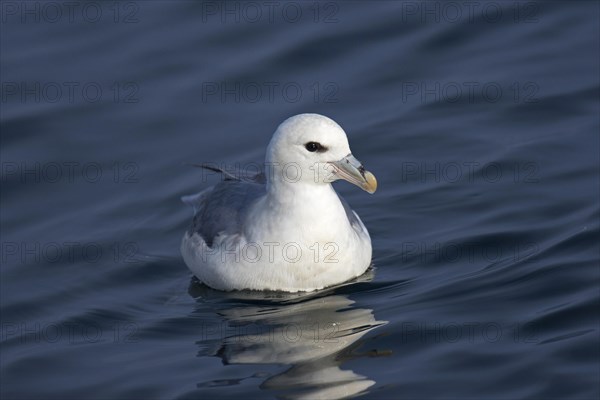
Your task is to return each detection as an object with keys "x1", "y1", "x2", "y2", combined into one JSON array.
[{"x1": 181, "y1": 114, "x2": 377, "y2": 292}]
